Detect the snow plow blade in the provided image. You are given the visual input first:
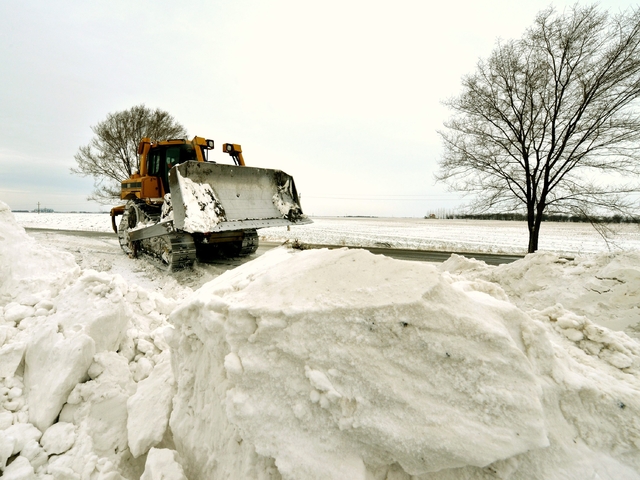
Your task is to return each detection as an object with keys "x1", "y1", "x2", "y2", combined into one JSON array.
[{"x1": 168, "y1": 161, "x2": 311, "y2": 233}]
